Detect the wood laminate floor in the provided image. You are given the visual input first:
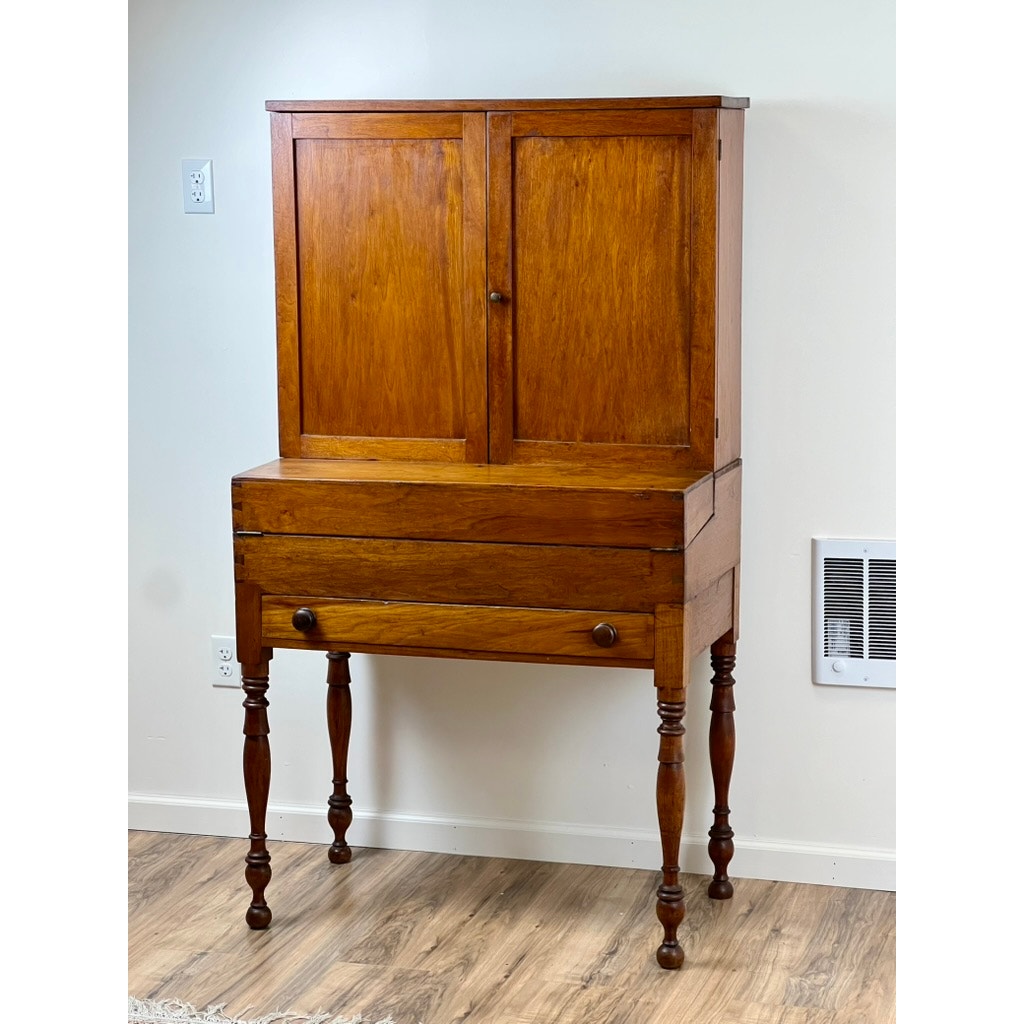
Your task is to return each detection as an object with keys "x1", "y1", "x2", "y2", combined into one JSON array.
[{"x1": 128, "y1": 830, "x2": 895, "y2": 1024}]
